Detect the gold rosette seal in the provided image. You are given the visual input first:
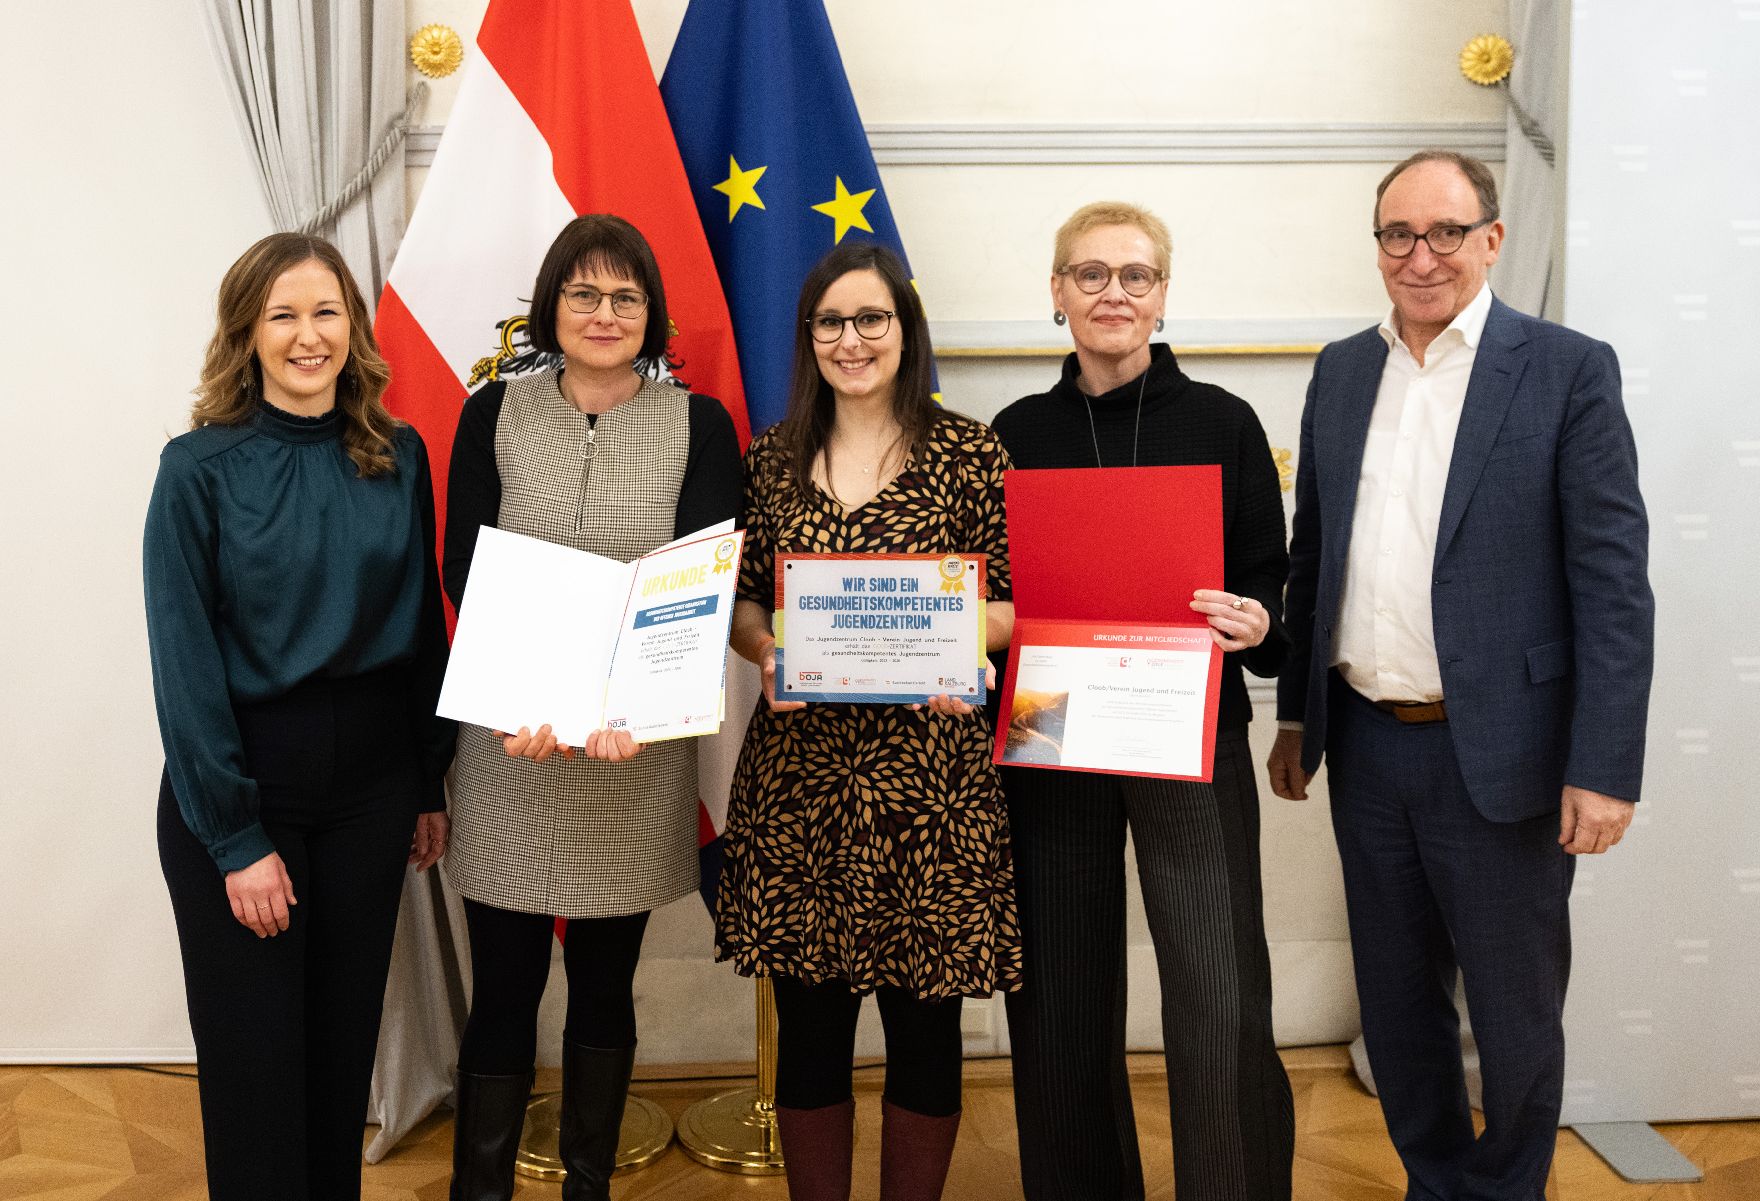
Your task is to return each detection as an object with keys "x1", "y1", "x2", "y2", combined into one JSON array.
[
  {"x1": 713, "y1": 538, "x2": 737, "y2": 575},
  {"x1": 410, "y1": 24, "x2": 464, "y2": 79},
  {"x1": 938, "y1": 555, "x2": 967, "y2": 594},
  {"x1": 1460, "y1": 34, "x2": 1514, "y2": 86}
]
